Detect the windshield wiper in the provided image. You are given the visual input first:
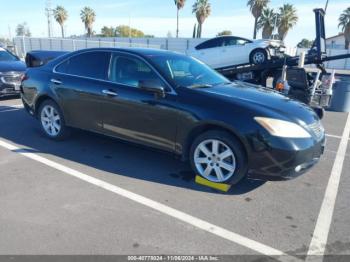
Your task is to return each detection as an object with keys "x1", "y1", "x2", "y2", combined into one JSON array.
[
  {"x1": 189, "y1": 84, "x2": 213, "y2": 88},
  {"x1": 212, "y1": 81, "x2": 232, "y2": 86}
]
